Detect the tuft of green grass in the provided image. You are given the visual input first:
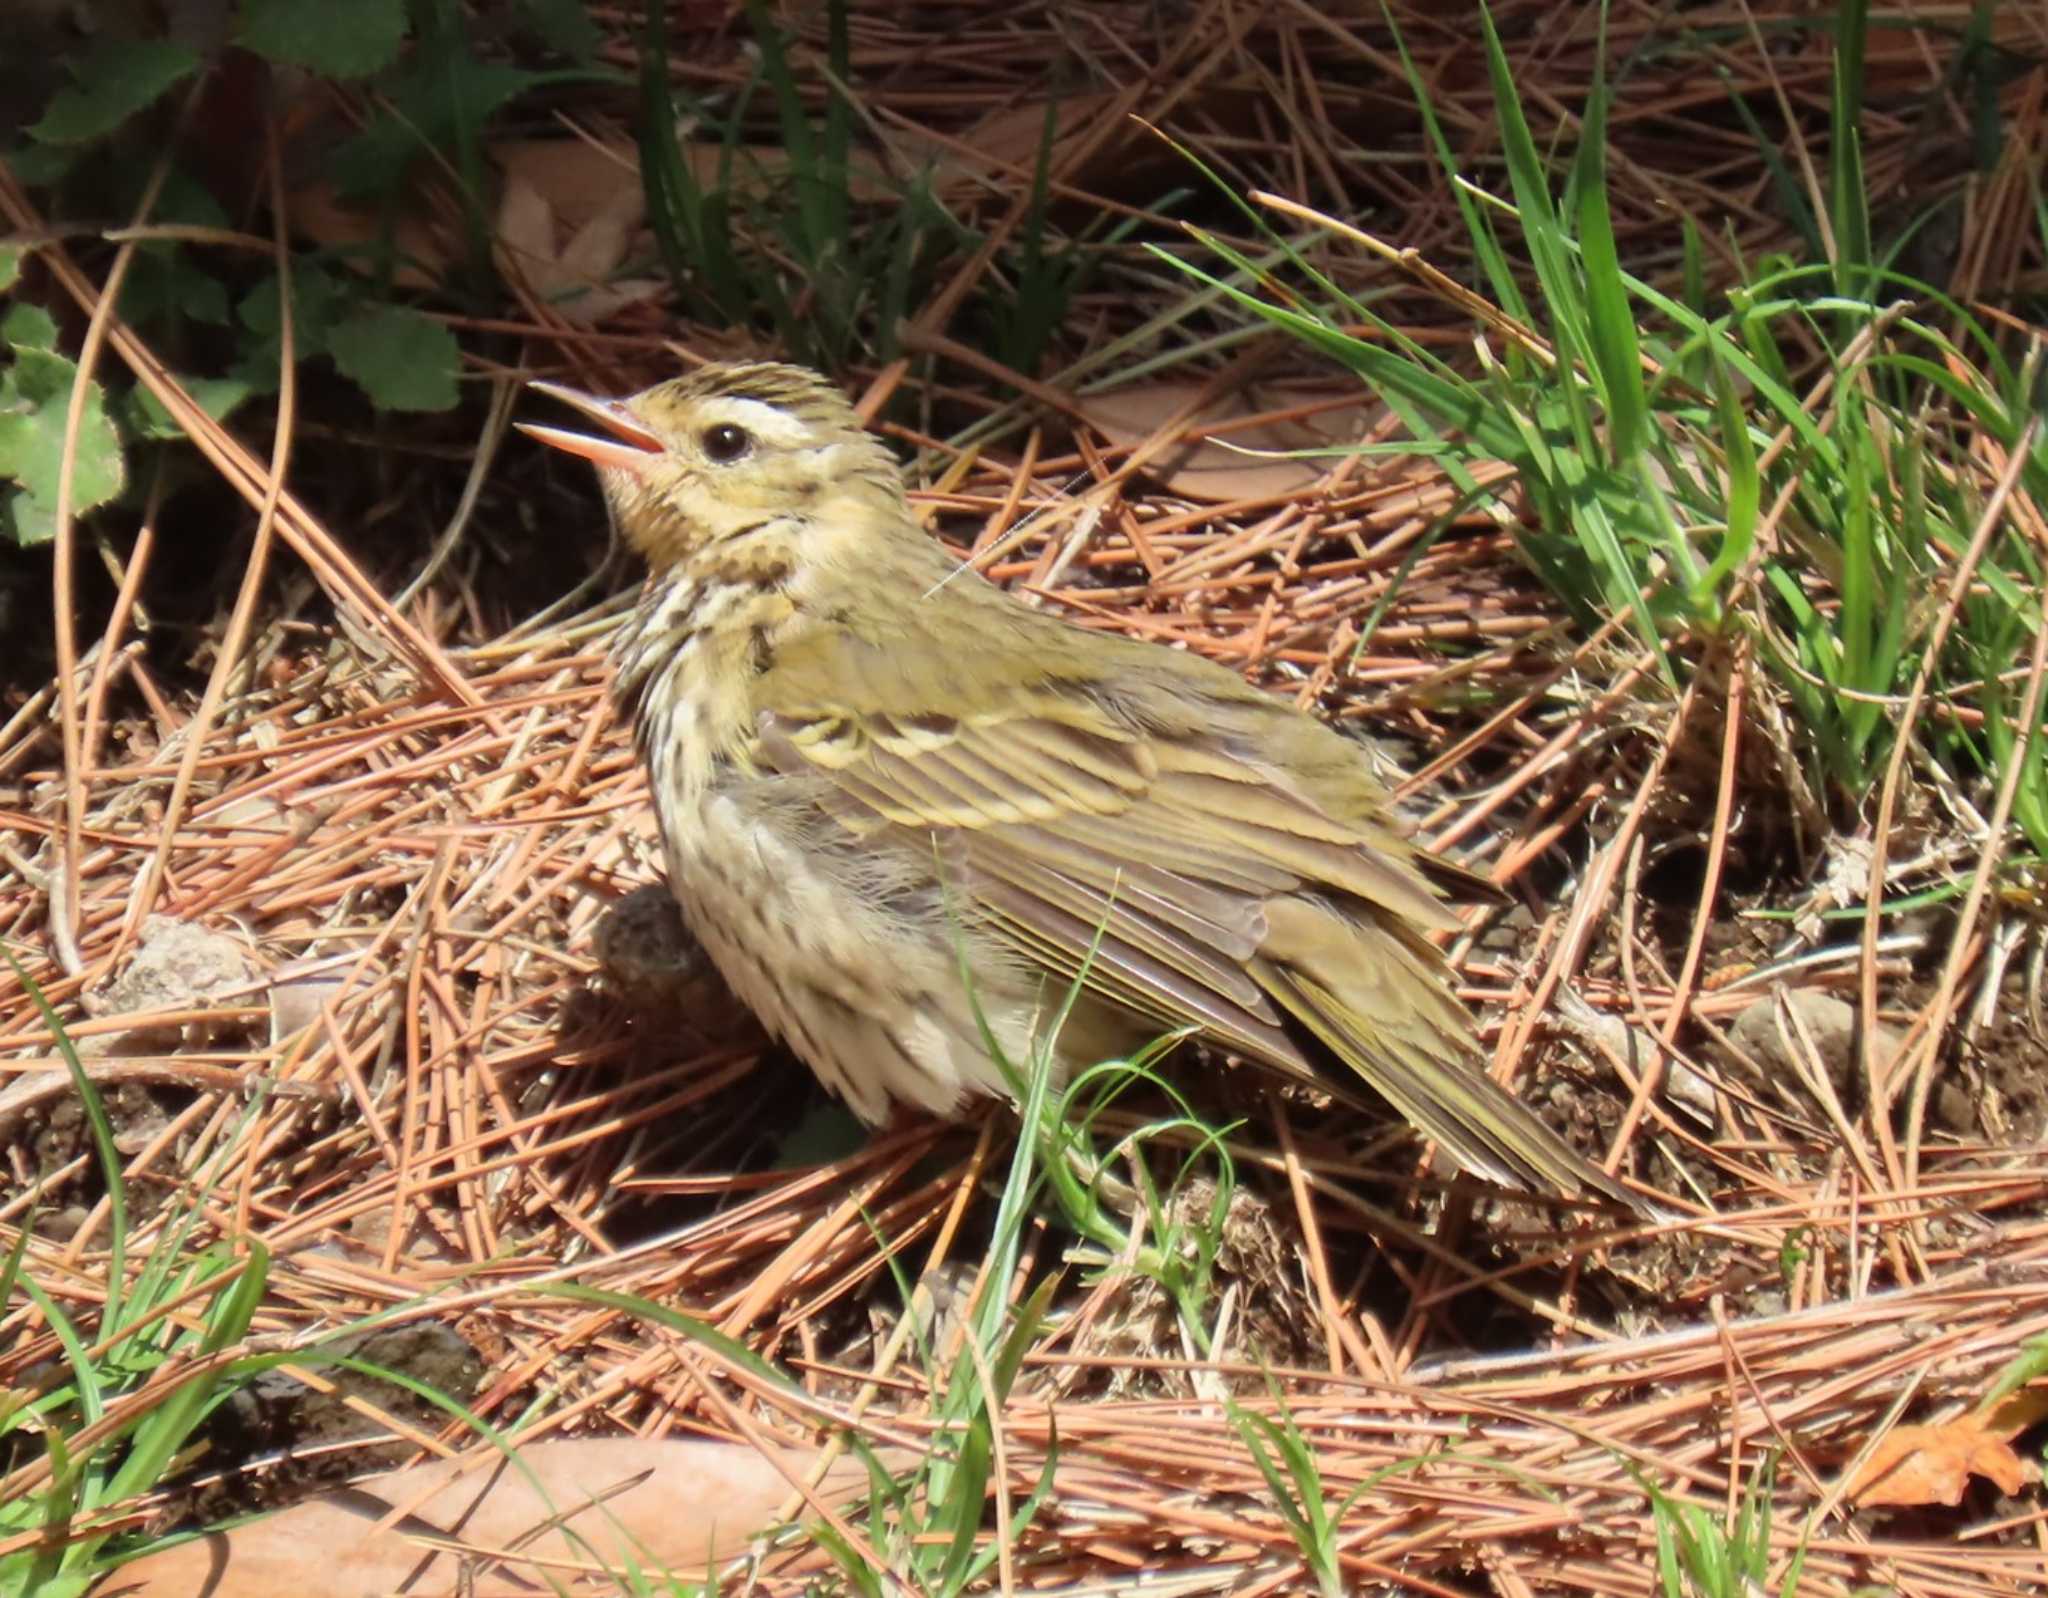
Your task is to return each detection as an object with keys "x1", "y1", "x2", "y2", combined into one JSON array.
[
  {"x1": 0, "y1": 952, "x2": 515, "y2": 1595},
  {"x1": 1154, "y1": 0, "x2": 2048, "y2": 837},
  {"x1": 807, "y1": 948, "x2": 1240, "y2": 1594},
  {"x1": 1638, "y1": 1452, "x2": 1806, "y2": 1598},
  {"x1": 637, "y1": 0, "x2": 965, "y2": 371},
  {"x1": 636, "y1": 0, "x2": 1090, "y2": 375},
  {"x1": 1227, "y1": 1381, "x2": 1367, "y2": 1598},
  {"x1": 0, "y1": 951, "x2": 270, "y2": 1598},
  {"x1": 974, "y1": 934, "x2": 1236, "y2": 1362}
]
